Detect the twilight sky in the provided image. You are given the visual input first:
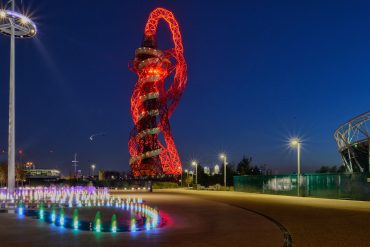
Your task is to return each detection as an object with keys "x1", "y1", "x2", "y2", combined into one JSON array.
[{"x1": 0, "y1": 0, "x2": 369, "y2": 175}]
